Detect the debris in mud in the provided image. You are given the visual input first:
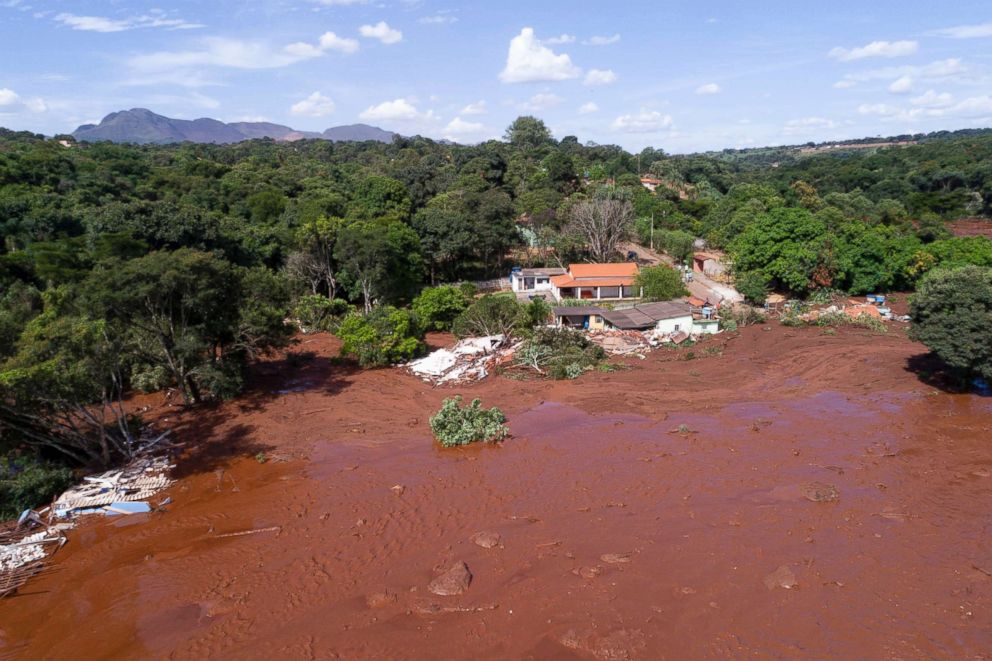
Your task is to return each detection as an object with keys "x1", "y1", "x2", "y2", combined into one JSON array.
[
  {"x1": 470, "y1": 531, "x2": 501, "y2": 549},
  {"x1": 428, "y1": 561, "x2": 473, "y2": 596},
  {"x1": 0, "y1": 513, "x2": 69, "y2": 598},
  {"x1": 600, "y1": 552, "x2": 633, "y2": 564},
  {"x1": 413, "y1": 602, "x2": 498, "y2": 615},
  {"x1": 764, "y1": 565, "x2": 798, "y2": 590},
  {"x1": 366, "y1": 590, "x2": 398, "y2": 609},
  {"x1": 802, "y1": 482, "x2": 839, "y2": 503},
  {"x1": 559, "y1": 627, "x2": 647, "y2": 659},
  {"x1": 587, "y1": 330, "x2": 650, "y2": 356},
  {"x1": 406, "y1": 335, "x2": 518, "y2": 384},
  {"x1": 53, "y1": 437, "x2": 176, "y2": 518},
  {"x1": 573, "y1": 566, "x2": 602, "y2": 579},
  {"x1": 390, "y1": 484, "x2": 405, "y2": 496}
]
